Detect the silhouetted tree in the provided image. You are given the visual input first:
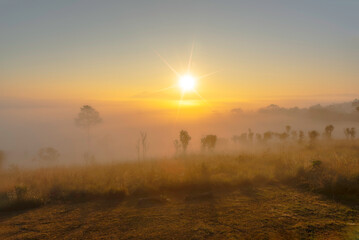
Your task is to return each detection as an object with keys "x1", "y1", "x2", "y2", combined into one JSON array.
[
  {"x1": 352, "y1": 128, "x2": 357, "y2": 139},
  {"x1": 173, "y1": 139, "x2": 181, "y2": 155},
  {"x1": 232, "y1": 133, "x2": 249, "y2": 145},
  {"x1": 308, "y1": 130, "x2": 319, "y2": 143},
  {"x1": 135, "y1": 138, "x2": 141, "y2": 161},
  {"x1": 75, "y1": 105, "x2": 102, "y2": 150},
  {"x1": 135, "y1": 132, "x2": 148, "y2": 161},
  {"x1": 248, "y1": 129, "x2": 254, "y2": 143},
  {"x1": 255, "y1": 133, "x2": 262, "y2": 143},
  {"x1": 277, "y1": 132, "x2": 289, "y2": 141},
  {"x1": 201, "y1": 135, "x2": 217, "y2": 151},
  {"x1": 263, "y1": 131, "x2": 273, "y2": 143},
  {"x1": 323, "y1": 125, "x2": 334, "y2": 140},
  {"x1": 180, "y1": 130, "x2": 191, "y2": 153},
  {"x1": 298, "y1": 130, "x2": 305, "y2": 143},
  {"x1": 285, "y1": 125, "x2": 291, "y2": 134},
  {"x1": 239, "y1": 133, "x2": 247, "y2": 143},
  {"x1": 291, "y1": 130, "x2": 298, "y2": 141},
  {"x1": 37, "y1": 147, "x2": 60, "y2": 162},
  {"x1": 231, "y1": 135, "x2": 240, "y2": 144},
  {"x1": 344, "y1": 128, "x2": 350, "y2": 139},
  {"x1": 140, "y1": 132, "x2": 147, "y2": 160},
  {"x1": 0, "y1": 151, "x2": 4, "y2": 170},
  {"x1": 344, "y1": 128, "x2": 356, "y2": 140}
]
